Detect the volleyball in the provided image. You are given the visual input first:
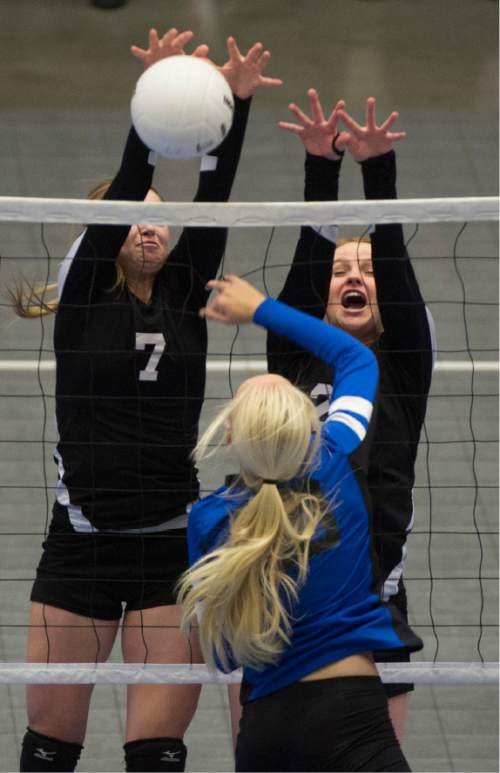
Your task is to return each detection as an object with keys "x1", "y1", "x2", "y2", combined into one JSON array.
[{"x1": 131, "y1": 56, "x2": 235, "y2": 160}]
